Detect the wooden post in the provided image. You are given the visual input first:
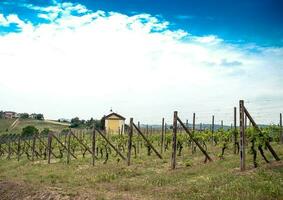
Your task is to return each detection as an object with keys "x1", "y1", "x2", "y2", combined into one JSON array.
[
  {"x1": 95, "y1": 128, "x2": 126, "y2": 160},
  {"x1": 192, "y1": 113, "x2": 196, "y2": 151},
  {"x1": 171, "y1": 111, "x2": 178, "y2": 169},
  {"x1": 200, "y1": 123, "x2": 202, "y2": 131},
  {"x1": 243, "y1": 106, "x2": 280, "y2": 161},
  {"x1": 146, "y1": 125, "x2": 149, "y2": 136},
  {"x1": 137, "y1": 121, "x2": 140, "y2": 153},
  {"x1": 186, "y1": 119, "x2": 188, "y2": 128},
  {"x1": 234, "y1": 107, "x2": 237, "y2": 154},
  {"x1": 221, "y1": 120, "x2": 223, "y2": 129},
  {"x1": 193, "y1": 113, "x2": 195, "y2": 132},
  {"x1": 177, "y1": 116, "x2": 212, "y2": 162},
  {"x1": 67, "y1": 131, "x2": 71, "y2": 164},
  {"x1": 280, "y1": 113, "x2": 283, "y2": 144},
  {"x1": 7, "y1": 138, "x2": 11, "y2": 160},
  {"x1": 92, "y1": 128, "x2": 96, "y2": 166},
  {"x1": 161, "y1": 118, "x2": 165, "y2": 154},
  {"x1": 17, "y1": 136, "x2": 21, "y2": 161},
  {"x1": 47, "y1": 133, "x2": 52, "y2": 164},
  {"x1": 212, "y1": 115, "x2": 215, "y2": 144},
  {"x1": 244, "y1": 114, "x2": 247, "y2": 129},
  {"x1": 239, "y1": 100, "x2": 245, "y2": 171},
  {"x1": 133, "y1": 123, "x2": 162, "y2": 159},
  {"x1": 127, "y1": 118, "x2": 133, "y2": 166},
  {"x1": 32, "y1": 135, "x2": 36, "y2": 161}
]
